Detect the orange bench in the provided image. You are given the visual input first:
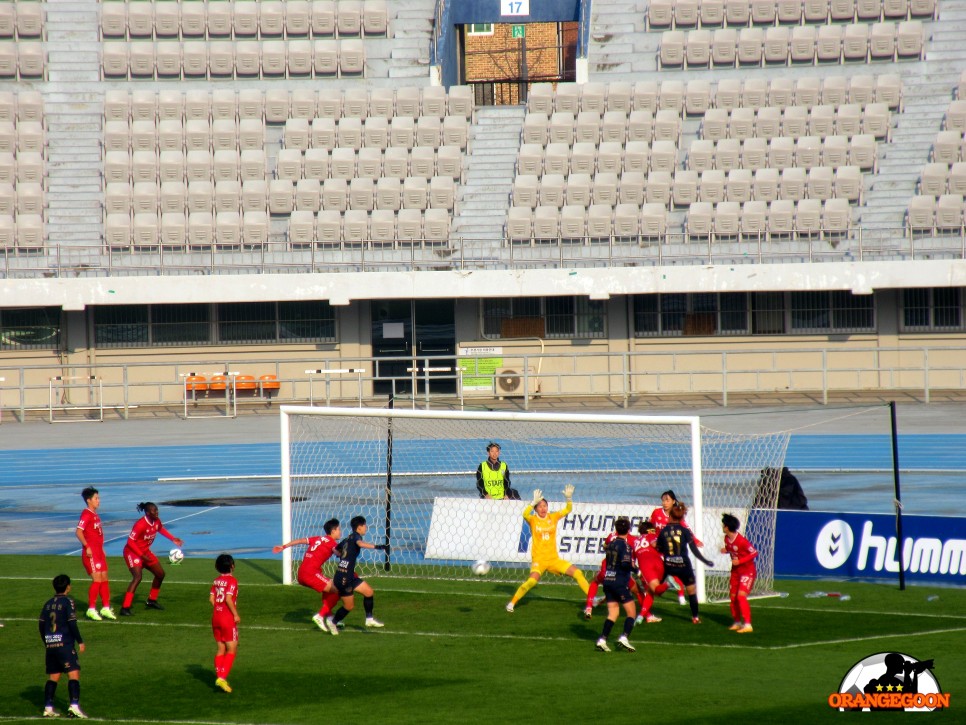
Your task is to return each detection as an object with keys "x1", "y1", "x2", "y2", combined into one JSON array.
[{"x1": 259, "y1": 374, "x2": 281, "y2": 399}]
